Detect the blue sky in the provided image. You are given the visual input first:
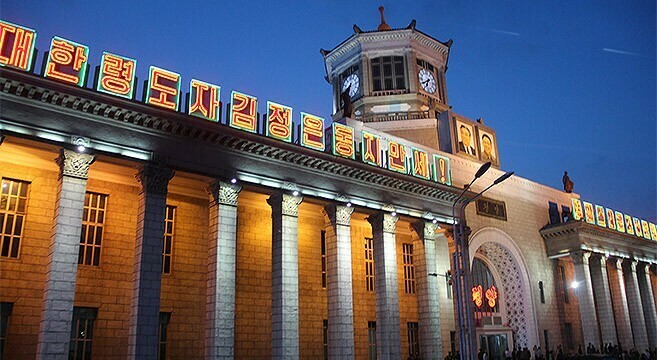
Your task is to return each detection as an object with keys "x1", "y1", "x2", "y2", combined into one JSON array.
[{"x1": 3, "y1": 1, "x2": 655, "y2": 221}]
